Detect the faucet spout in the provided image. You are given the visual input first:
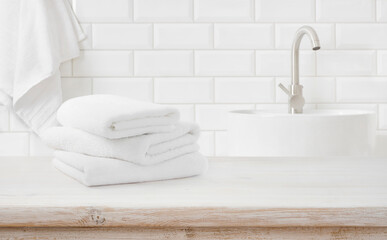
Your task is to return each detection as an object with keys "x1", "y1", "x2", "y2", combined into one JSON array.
[{"x1": 291, "y1": 26, "x2": 321, "y2": 85}]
